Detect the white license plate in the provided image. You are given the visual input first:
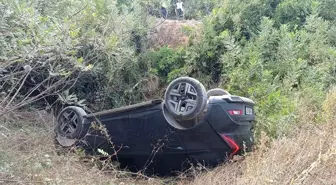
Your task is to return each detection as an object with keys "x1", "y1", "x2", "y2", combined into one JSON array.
[{"x1": 246, "y1": 107, "x2": 253, "y2": 115}]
